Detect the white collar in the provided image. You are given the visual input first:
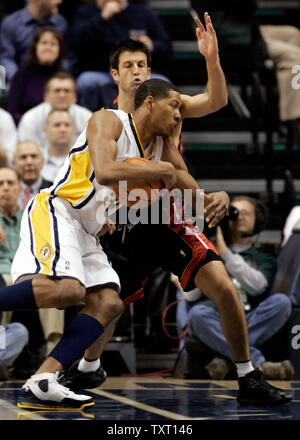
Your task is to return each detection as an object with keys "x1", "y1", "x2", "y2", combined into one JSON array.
[{"x1": 21, "y1": 175, "x2": 43, "y2": 192}]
